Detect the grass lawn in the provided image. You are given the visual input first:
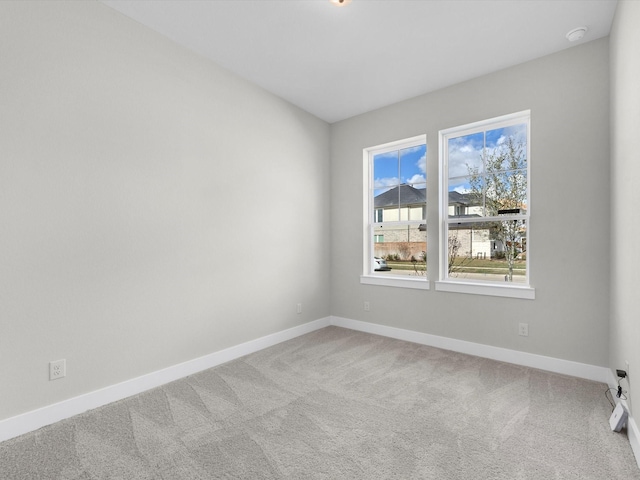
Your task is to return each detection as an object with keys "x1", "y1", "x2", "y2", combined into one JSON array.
[{"x1": 387, "y1": 257, "x2": 526, "y2": 275}]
